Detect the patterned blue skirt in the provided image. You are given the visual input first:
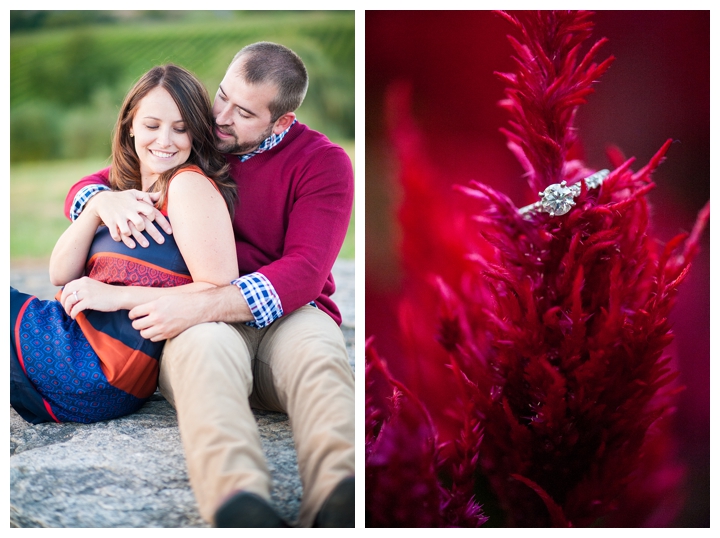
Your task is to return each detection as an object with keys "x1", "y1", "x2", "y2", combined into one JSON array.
[{"x1": 10, "y1": 225, "x2": 191, "y2": 424}]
